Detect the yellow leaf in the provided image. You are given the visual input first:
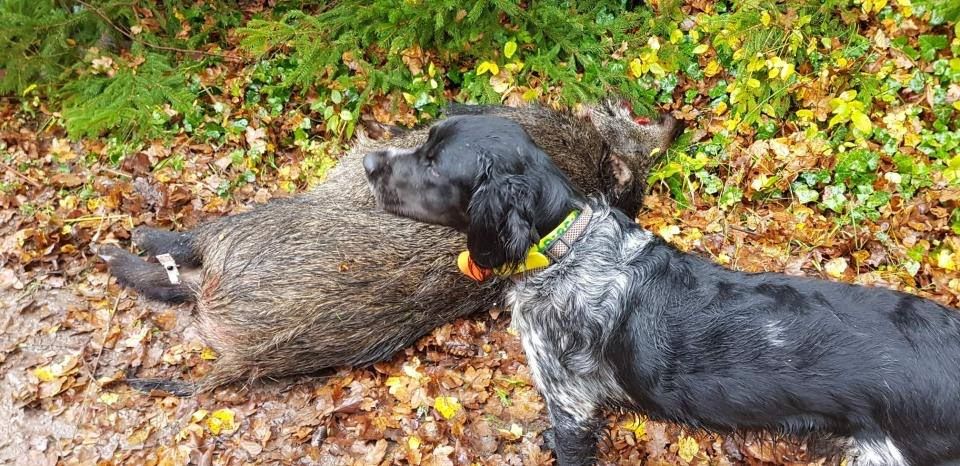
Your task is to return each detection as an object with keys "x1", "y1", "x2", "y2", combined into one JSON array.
[
  {"x1": 99, "y1": 392, "x2": 120, "y2": 405},
  {"x1": 191, "y1": 409, "x2": 209, "y2": 422},
  {"x1": 938, "y1": 250, "x2": 957, "y2": 271},
  {"x1": 704, "y1": 60, "x2": 721, "y2": 77},
  {"x1": 747, "y1": 78, "x2": 761, "y2": 89},
  {"x1": 504, "y1": 60, "x2": 524, "y2": 72},
  {"x1": 34, "y1": 366, "x2": 56, "y2": 382},
  {"x1": 434, "y1": 396, "x2": 461, "y2": 420},
  {"x1": 692, "y1": 44, "x2": 709, "y2": 54},
  {"x1": 476, "y1": 61, "x2": 499, "y2": 76},
  {"x1": 670, "y1": 29, "x2": 683, "y2": 44},
  {"x1": 677, "y1": 435, "x2": 699, "y2": 462},
  {"x1": 207, "y1": 408, "x2": 237, "y2": 435},
  {"x1": 724, "y1": 117, "x2": 741, "y2": 132},
  {"x1": 839, "y1": 89, "x2": 858, "y2": 101},
  {"x1": 659, "y1": 225, "x2": 681, "y2": 242},
  {"x1": 503, "y1": 41, "x2": 518, "y2": 59},
  {"x1": 385, "y1": 376, "x2": 403, "y2": 389},
  {"x1": 761, "y1": 11, "x2": 771, "y2": 26},
  {"x1": 408, "y1": 436, "x2": 421, "y2": 450},
  {"x1": 952, "y1": 101, "x2": 960, "y2": 112},
  {"x1": 33, "y1": 354, "x2": 79, "y2": 382},
  {"x1": 629, "y1": 58, "x2": 644, "y2": 78},
  {"x1": 896, "y1": 0, "x2": 912, "y2": 16},
  {"x1": 622, "y1": 414, "x2": 646, "y2": 438},
  {"x1": 904, "y1": 132, "x2": 921, "y2": 147},
  {"x1": 796, "y1": 109, "x2": 815, "y2": 120},
  {"x1": 780, "y1": 63, "x2": 795, "y2": 80},
  {"x1": 851, "y1": 111, "x2": 873, "y2": 134},
  {"x1": 522, "y1": 88, "x2": 539, "y2": 102},
  {"x1": 828, "y1": 113, "x2": 847, "y2": 128},
  {"x1": 714, "y1": 101, "x2": 728, "y2": 115},
  {"x1": 200, "y1": 347, "x2": 218, "y2": 360},
  {"x1": 825, "y1": 257, "x2": 848, "y2": 279},
  {"x1": 649, "y1": 62, "x2": 666, "y2": 77}
]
